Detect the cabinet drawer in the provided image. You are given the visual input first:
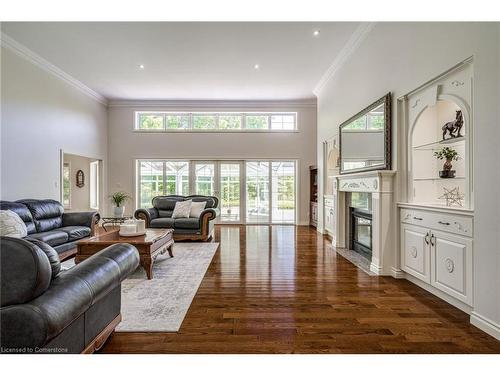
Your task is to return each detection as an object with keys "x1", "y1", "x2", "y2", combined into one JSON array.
[
  {"x1": 431, "y1": 230, "x2": 473, "y2": 305},
  {"x1": 401, "y1": 224, "x2": 430, "y2": 283},
  {"x1": 400, "y1": 208, "x2": 473, "y2": 237}
]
